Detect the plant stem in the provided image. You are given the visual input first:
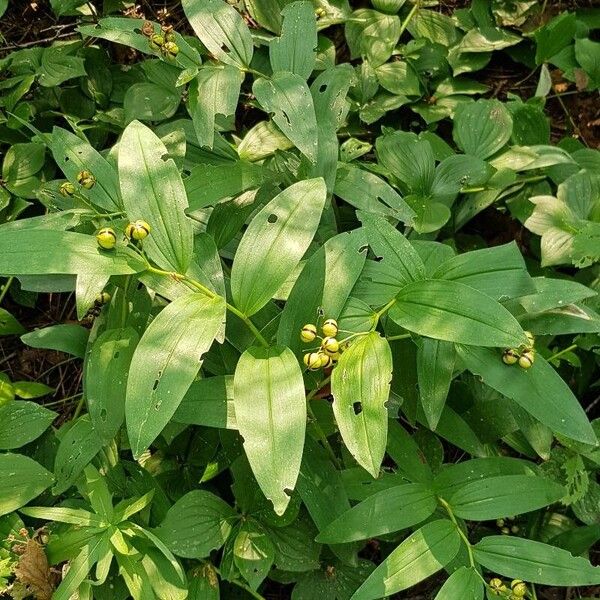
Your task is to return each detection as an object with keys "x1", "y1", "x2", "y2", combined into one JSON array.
[
  {"x1": 386, "y1": 333, "x2": 411, "y2": 342},
  {"x1": 212, "y1": 566, "x2": 266, "y2": 600},
  {"x1": 371, "y1": 297, "x2": 396, "y2": 331},
  {"x1": 547, "y1": 343, "x2": 578, "y2": 363},
  {"x1": 398, "y1": 0, "x2": 420, "y2": 39},
  {"x1": 438, "y1": 497, "x2": 476, "y2": 568},
  {"x1": 146, "y1": 265, "x2": 269, "y2": 348},
  {"x1": 461, "y1": 175, "x2": 547, "y2": 194},
  {"x1": 306, "y1": 390, "x2": 341, "y2": 470},
  {"x1": 0, "y1": 277, "x2": 14, "y2": 305}
]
